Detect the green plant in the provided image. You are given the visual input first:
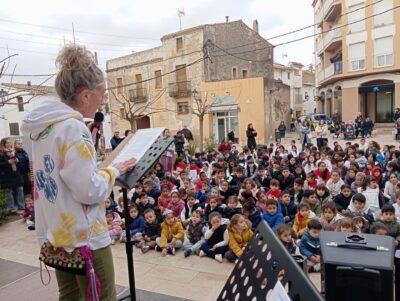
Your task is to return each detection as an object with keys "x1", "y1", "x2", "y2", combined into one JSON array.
[
  {"x1": 0, "y1": 190, "x2": 9, "y2": 223},
  {"x1": 187, "y1": 140, "x2": 197, "y2": 156},
  {"x1": 204, "y1": 136, "x2": 218, "y2": 152}
]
